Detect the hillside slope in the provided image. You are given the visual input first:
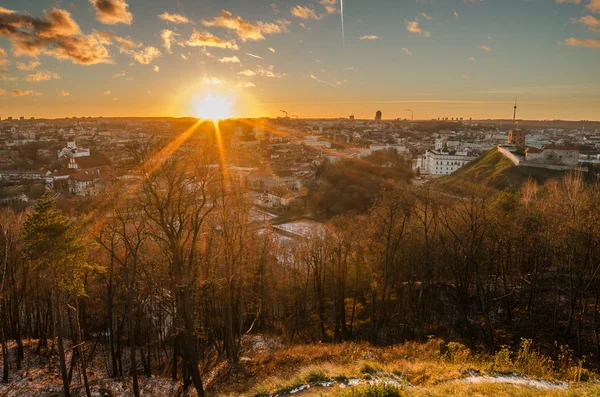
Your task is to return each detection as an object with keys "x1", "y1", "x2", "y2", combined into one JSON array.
[
  {"x1": 2, "y1": 337, "x2": 599, "y2": 396},
  {"x1": 434, "y1": 149, "x2": 572, "y2": 192}
]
